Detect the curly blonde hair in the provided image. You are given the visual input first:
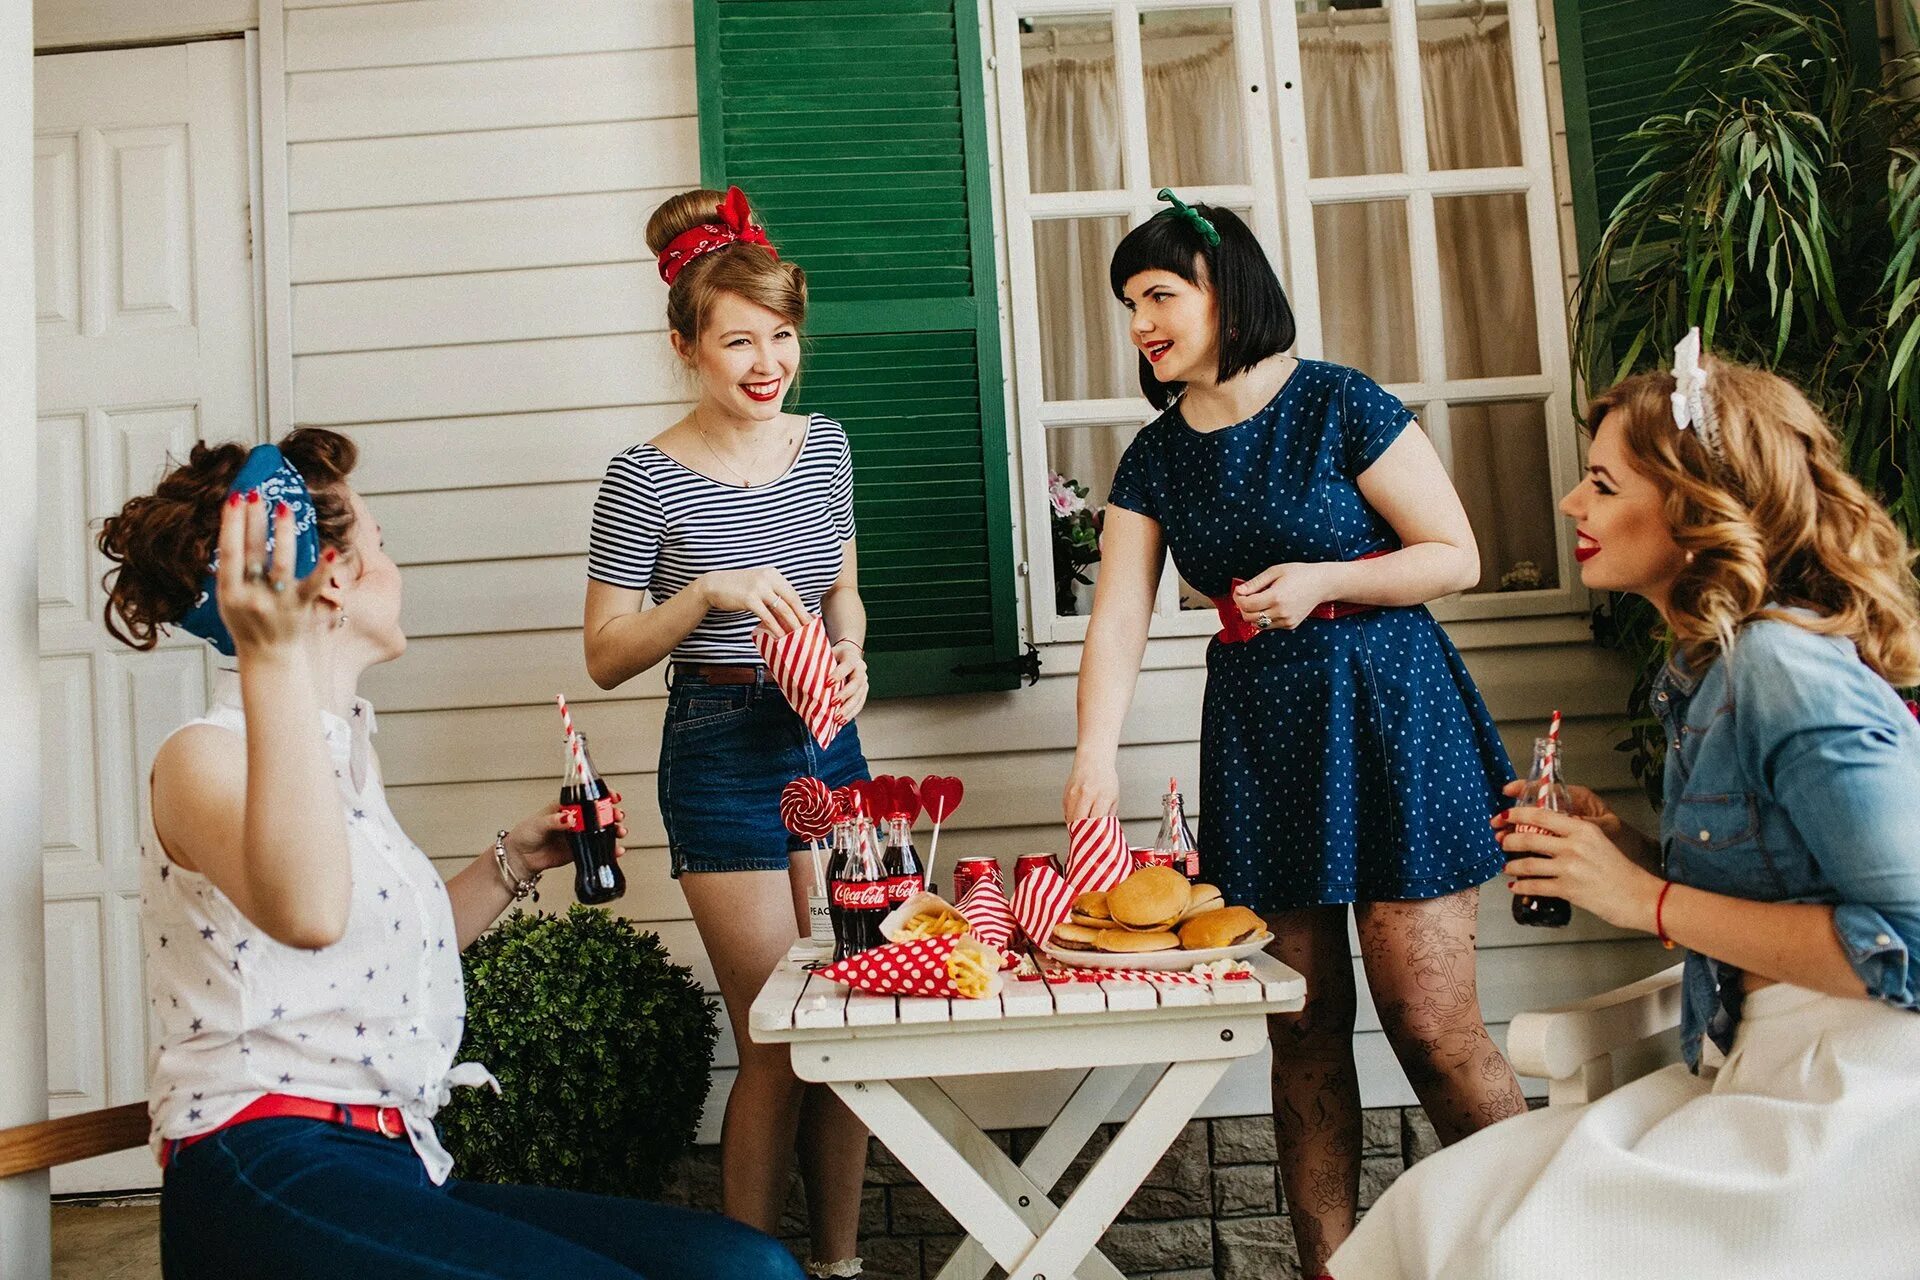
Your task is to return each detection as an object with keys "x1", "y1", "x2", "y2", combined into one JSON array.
[{"x1": 1588, "y1": 360, "x2": 1920, "y2": 686}]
